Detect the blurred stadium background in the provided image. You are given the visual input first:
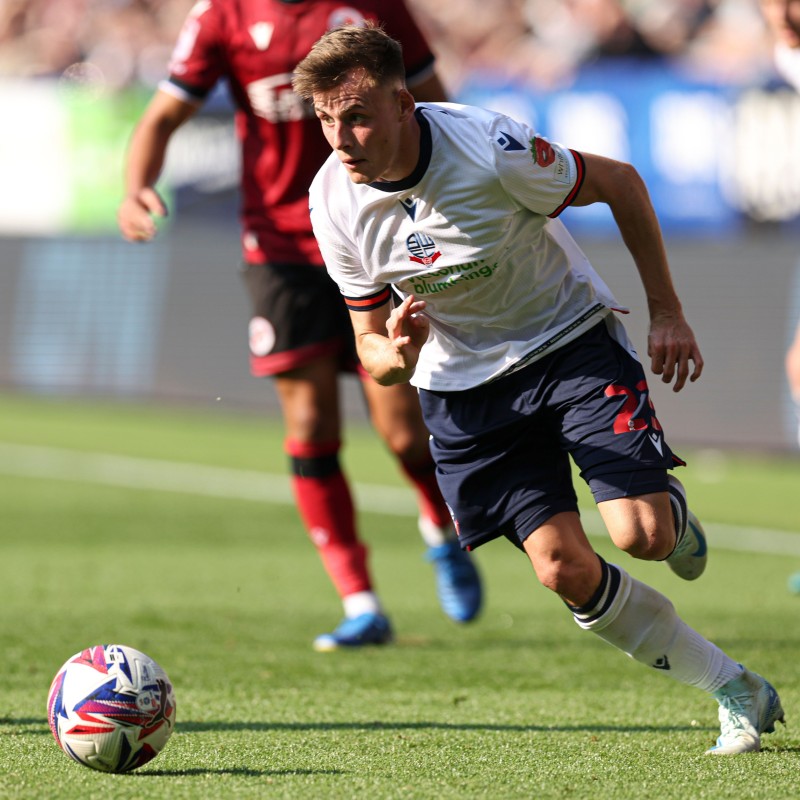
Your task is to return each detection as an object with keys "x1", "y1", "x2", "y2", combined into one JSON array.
[{"x1": 1, "y1": 0, "x2": 799, "y2": 451}]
